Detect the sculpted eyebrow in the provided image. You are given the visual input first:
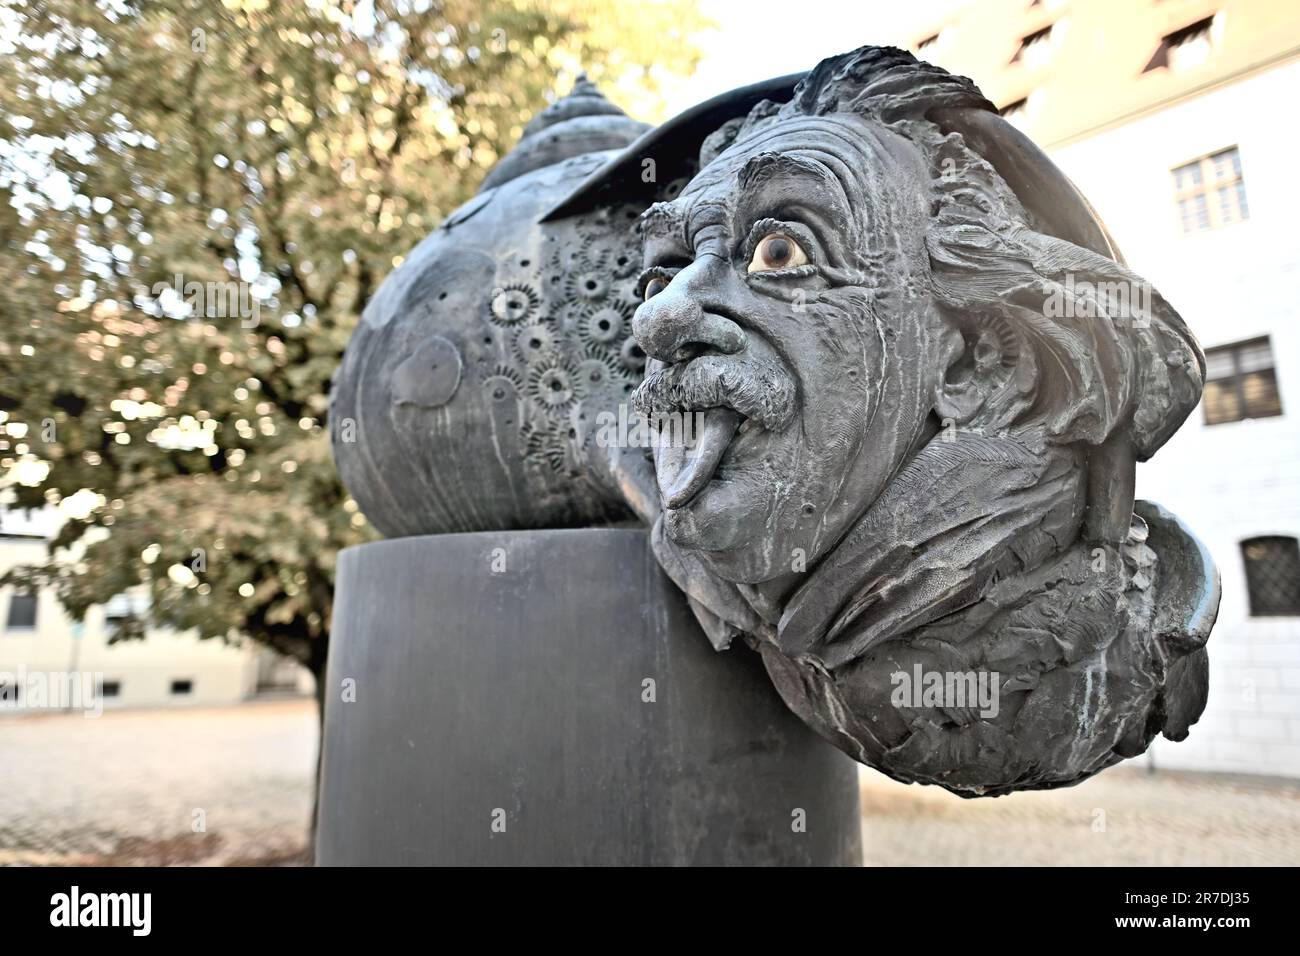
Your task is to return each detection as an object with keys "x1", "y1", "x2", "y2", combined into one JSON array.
[
  {"x1": 737, "y1": 151, "x2": 839, "y2": 194},
  {"x1": 737, "y1": 154, "x2": 846, "y2": 220}
]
